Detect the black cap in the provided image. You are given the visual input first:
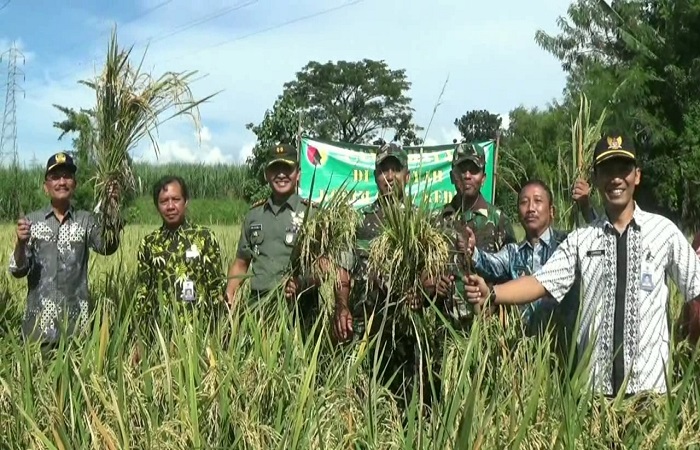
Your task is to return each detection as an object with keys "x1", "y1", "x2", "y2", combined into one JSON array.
[
  {"x1": 593, "y1": 134, "x2": 636, "y2": 167},
  {"x1": 45, "y1": 152, "x2": 77, "y2": 175},
  {"x1": 266, "y1": 143, "x2": 298, "y2": 168}
]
